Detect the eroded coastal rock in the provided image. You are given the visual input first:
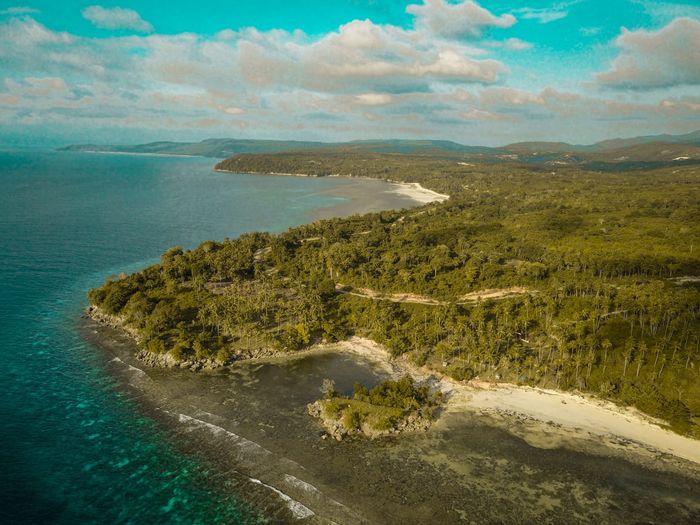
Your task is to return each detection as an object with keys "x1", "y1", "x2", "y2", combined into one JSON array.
[
  {"x1": 307, "y1": 400, "x2": 432, "y2": 441},
  {"x1": 85, "y1": 305, "x2": 222, "y2": 370},
  {"x1": 307, "y1": 376, "x2": 441, "y2": 440}
]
